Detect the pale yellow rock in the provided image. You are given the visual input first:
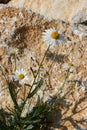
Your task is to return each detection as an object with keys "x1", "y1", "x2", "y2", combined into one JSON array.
[
  {"x1": 0, "y1": 5, "x2": 87, "y2": 130},
  {"x1": 9, "y1": 0, "x2": 87, "y2": 23}
]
